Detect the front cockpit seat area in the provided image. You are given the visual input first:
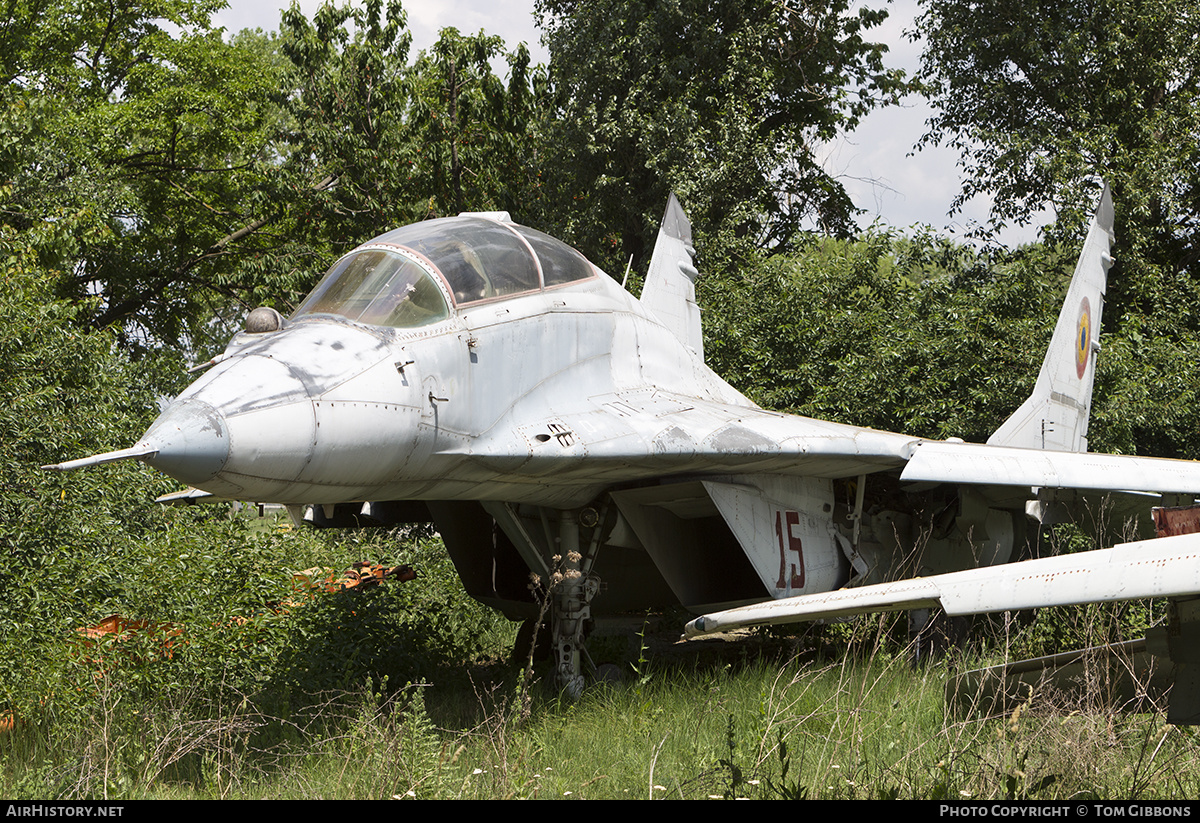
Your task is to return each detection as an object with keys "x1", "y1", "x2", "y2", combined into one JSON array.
[{"x1": 290, "y1": 216, "x2": 597, "y2": 329}]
